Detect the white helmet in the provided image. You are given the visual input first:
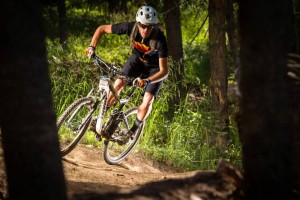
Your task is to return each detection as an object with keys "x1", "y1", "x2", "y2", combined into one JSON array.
[{"x1": 136, "y1": 6, "x2": 158, "y2": 24}]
